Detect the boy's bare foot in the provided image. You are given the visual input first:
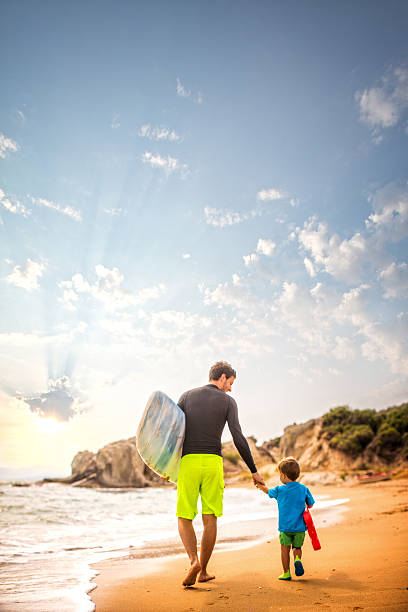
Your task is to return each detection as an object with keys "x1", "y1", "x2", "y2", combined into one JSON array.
[
  {"x1": 198, "y1": 571, "x2": 215, "y2": 582},
  {"x1": 182, "y1": 560, "x2": 201, "y2": 586}
]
